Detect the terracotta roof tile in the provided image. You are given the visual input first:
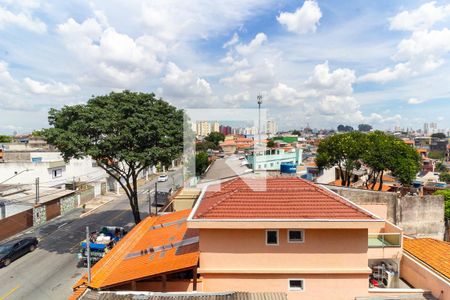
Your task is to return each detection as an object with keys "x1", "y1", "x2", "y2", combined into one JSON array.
[
  {"x1": 73, "y1": 209, "x2": 198, "y2": 290},
  {"x1": 403, "y1": 238, "x2": 450, "y2": 279},
  {"x1": 193, "y1": 177, "x2": 377, "y2": 220}
]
